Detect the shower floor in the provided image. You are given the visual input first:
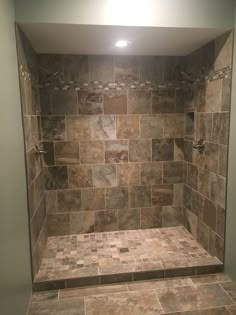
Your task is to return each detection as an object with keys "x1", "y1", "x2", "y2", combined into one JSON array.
[{"x1": 34, "y1": 226, "x2": 223, "y2": 291}]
